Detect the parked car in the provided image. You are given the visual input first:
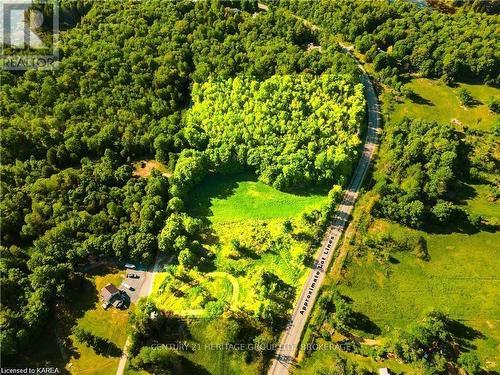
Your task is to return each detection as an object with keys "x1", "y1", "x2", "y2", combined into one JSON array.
[
  {"x1": 124, "y1": 263, "x2": 136, "y2": 269},
  {"x1": 127, "y1": 273, "x2": 139, "y2": 278},
  {"x1": 122, "y1": 282, "x2": 134, "y2": 291}
]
